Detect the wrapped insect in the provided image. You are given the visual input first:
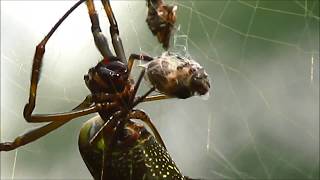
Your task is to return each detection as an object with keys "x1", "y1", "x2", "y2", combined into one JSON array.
[
  {"x1": 146, "y1": 0, "x2": 177, "y2": 49},
  {"x1": 143, "y1": 52, "x2": 210, "y2": 99}
]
